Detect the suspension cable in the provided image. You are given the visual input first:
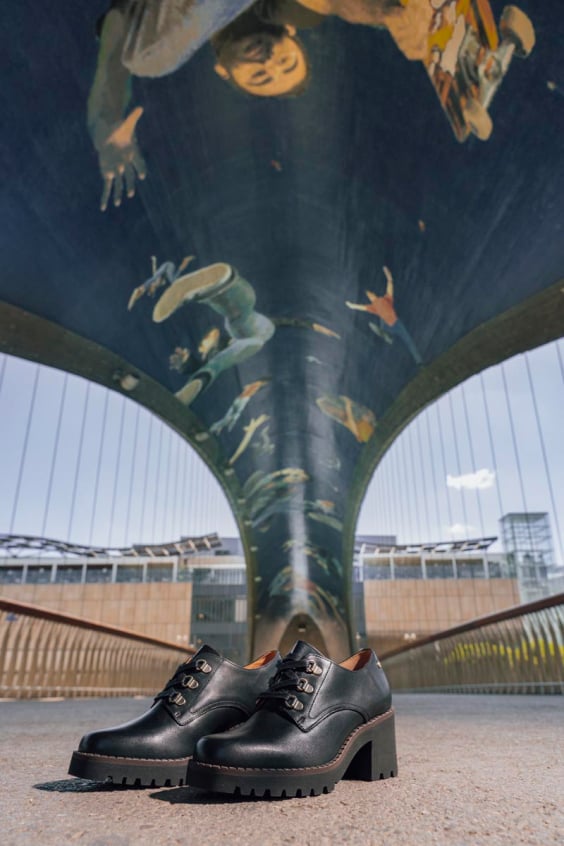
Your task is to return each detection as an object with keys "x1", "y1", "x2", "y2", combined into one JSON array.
[
  {"x1": 460, "y1": 382, "x2": 486, "y2": 538},
  {"x1": 88, "y1": 388, "x2": 110, "y2": 546},
  {"x1": 415, "y1": 416, "x2": 432, "y2": 542},
  {"x1": 435, "y1": 400, "x2": 455, "y2": 533},
  {"x1": 107, "y1": 395, "x2": 127, "y2": 547},
  {"x1": 41, "y1": 373, "x2": 69, "y2": 537},
  {"x1": 67, "y1": 382, "x2": 91, "y2": 542},
  {"x1": 9, "y1": 364, "x2": 40, "y2": 533},
  {"x1": 524, "y1": 352, "x2": 564, "y2": 566},
  {"x1": 124, "y1": 403, "x2": 141, "y2": 546},
  {"x1": 151, "y1": 421, "x2": 164, "y2": 542},
  {"x1": 139, "y1": 412, "x2": 154, "y2": 541},
  {"x1": 479, "y1": 371, "x2": 505, "y2": 519},
  {"x1": 424, "y1": 406, "x2": 442, "y2": 541}
]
